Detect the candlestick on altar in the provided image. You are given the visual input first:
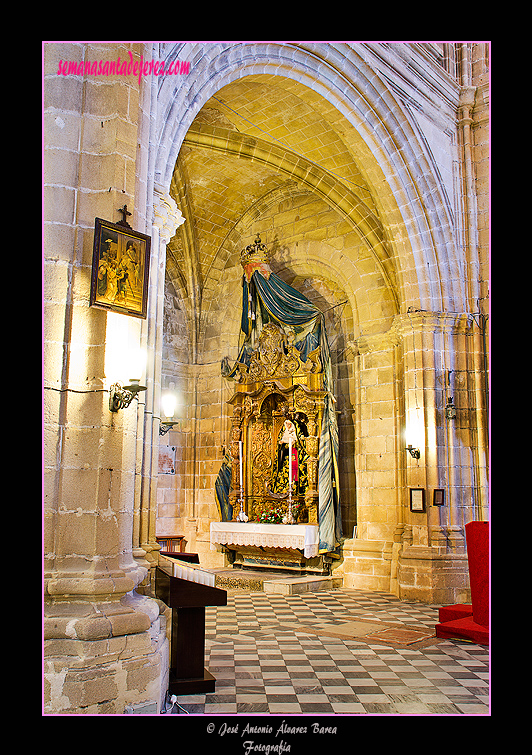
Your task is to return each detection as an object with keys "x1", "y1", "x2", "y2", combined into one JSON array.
[
  {"x1": 239, "y1": 440, "x2": 243, "y2": 489},
  {"x1": 284, "y1": 437, "x2": 295, "y2": 524},
  {"x1": 236, "y1": 439, "x2": 248, "y2": 522},
  {"x1": 289, "y1": 437, "x2": 292, "y2": 487}
]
